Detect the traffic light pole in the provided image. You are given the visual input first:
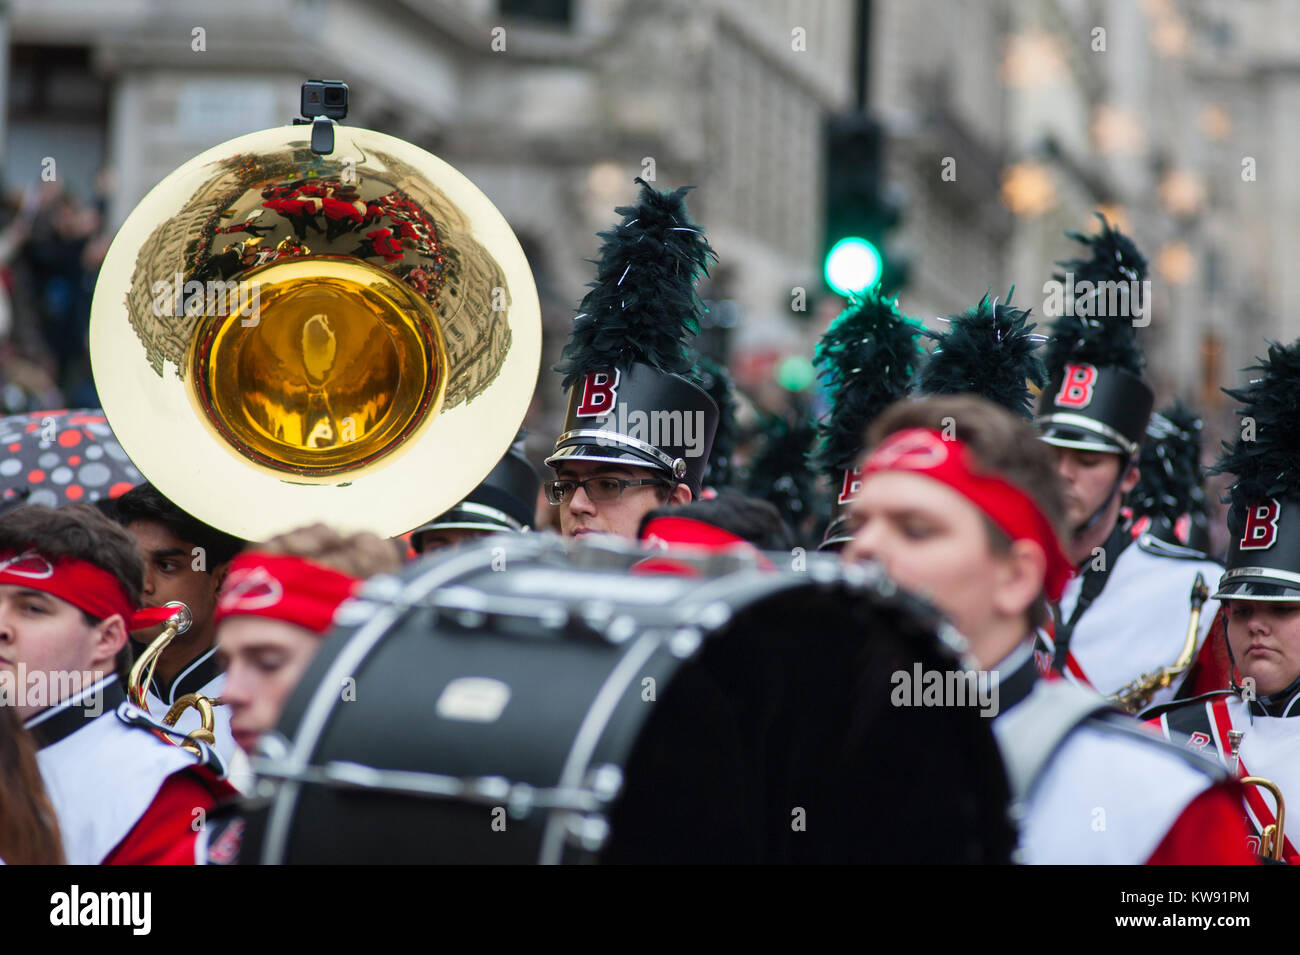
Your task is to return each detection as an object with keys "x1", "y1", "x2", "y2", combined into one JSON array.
[{"x1": 855, "y1": 0, "x2": 871, "y2": 113}]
